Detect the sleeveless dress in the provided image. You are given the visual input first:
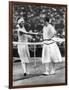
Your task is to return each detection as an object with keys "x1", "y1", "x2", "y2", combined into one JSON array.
[
  {"x1": 42, "y1": 24, "x2": 62, "y2": 63},
  {"x1": 18, "y1": 27, "x2": 30, "y2": 63}
]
